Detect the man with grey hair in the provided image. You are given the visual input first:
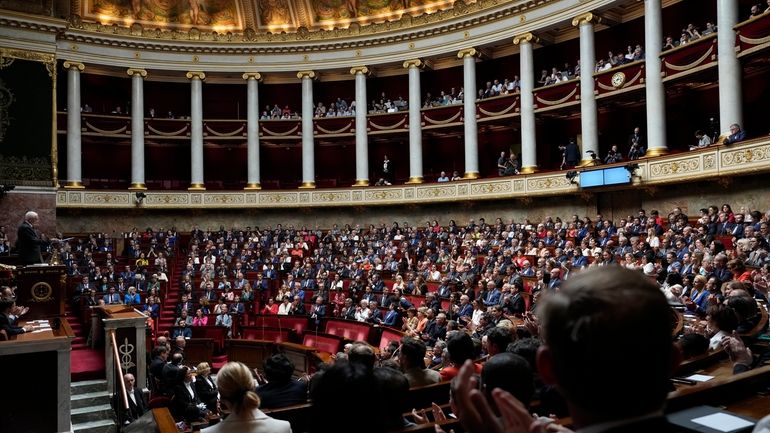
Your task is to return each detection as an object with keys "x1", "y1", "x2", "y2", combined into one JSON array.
[{"x1": 16, "y1": 210, "x2": 57, "y2": 265}]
